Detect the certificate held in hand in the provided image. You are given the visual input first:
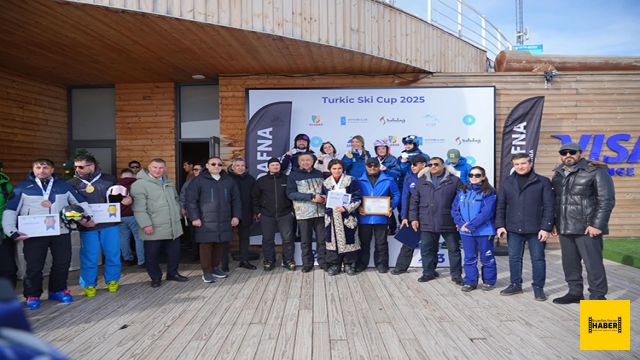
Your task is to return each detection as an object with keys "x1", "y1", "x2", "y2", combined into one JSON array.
[
  {"x1": 362, "y1": 196, "x2": 390, "y2": 215},
  {"x1": 326, "y1": 190, "x2": 351, "y2": 208}
]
